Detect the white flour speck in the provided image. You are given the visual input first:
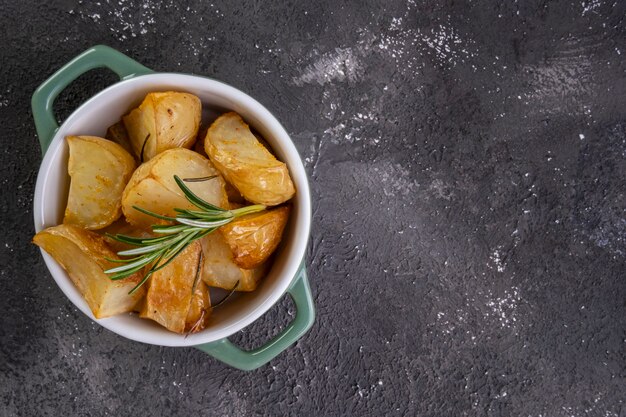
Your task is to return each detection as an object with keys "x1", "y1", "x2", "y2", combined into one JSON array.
[
  {"x1": 292, "y1": 48, "x2": 363, "y2": 86},
  {"x1": 323, "y1": 123, "x2": 347, "y2": 141},
  {"x1": 581, "y1": 0, "x2": 601, "y2": 16},
  {"x1": 420, "y1": 24, "x2": 470, "y2": 67},
  {"x1": 377, "y1": 7, "x2": 477, "y2": 73},
  {"x1": 494, "y1": 390, "x2": 508, "y2": 399},
  {"x1": 490, "y1": 248, "x2": 506, "y2": 272},
  {"x1": 72, "y1": 0, "x2": 167, "y2": 41},
  {"x1": 377, "y1": 162, "x2": 420, "y2": 198},
  {"x1": 435, "y1": 311, "x2": 456, "y2": 335},
  {"x1": 485, "y1": 286, "x2": 521, "y2": 328},
  {"x1": 589, "y1": 218, "x2": 626, "y2": 256},
  {"x1": 390, "y1": 17, "x2": 403, "y2": 30},
  {"x1": 354, "y1": 380, "x2": 384, "y2": 399},
  {"x1": 429, "y1": 178, "x2": 454, "y2": 200}
]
